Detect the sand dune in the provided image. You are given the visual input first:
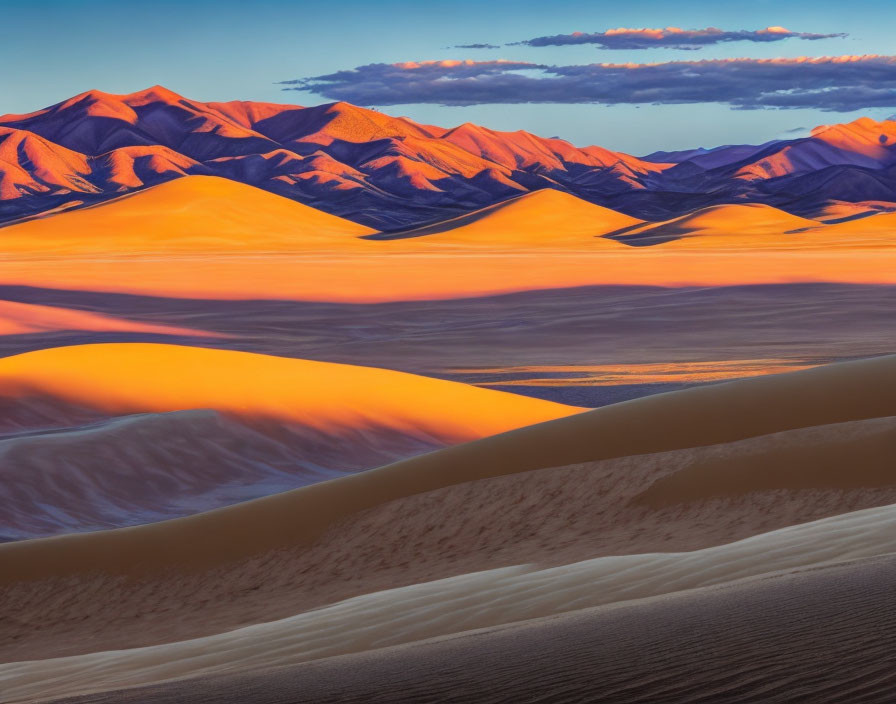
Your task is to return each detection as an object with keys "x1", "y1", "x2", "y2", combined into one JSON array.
[
  {"x1": 70, "y1": 555, "x2": 896, "y2": 704},
  {"x1": 0, "y1": 409, "x2": 439, "y2": 541},
  {"x1": 821, "y1": 209, "x2": 896, "y2": 235},
  {"x1": 808, "y1": 199, "x2": 896, "y2": 223},
  {"x1": 0, "y1": 343, "x2": 578, "y2": 539},
  {"x1": 0, "y1": 176, "x2": 374, "y2": 255},
  {"x1": 2, "y1": 355, "x2": 895, "y2": 670},
  {"x1": 371, "y1": 189, "x2": 641, "y2": 245},
  {"x1": 0, "y1": 343, "x2": 578, "y2": 442},
  {"x1": 611, "y1": 203, "x2": 822, "y2": 247},
  {"x1": 5, "y1": 501, "x2": 896, "y2": 702},
  {"x1": 1, "y1": 355, "x2": 892, "y2": 582}
]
